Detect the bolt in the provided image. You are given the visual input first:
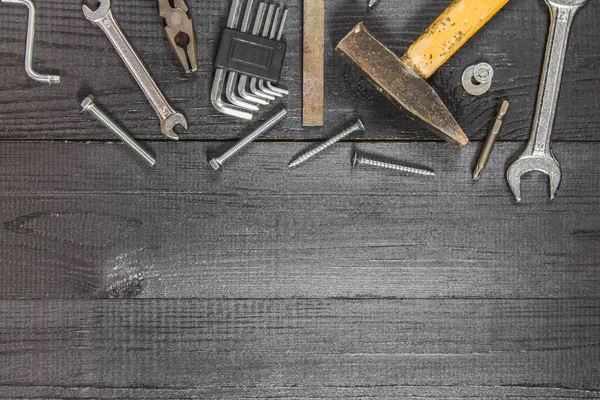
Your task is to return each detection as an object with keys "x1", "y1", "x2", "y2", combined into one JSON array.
[
  {"x1": 288, "y1": 118, "x2": 365, "y2": 169},
  {"x1": 472, "y1": 100, "x2": 509, "y2": 181},
  {"x1": 209, "y1": 107, "x2": 288, "y2": 170},
  {"x1": 80, "y1": 95, "x2": 156, "y2": 167},
  {"x1": 352, "y1": 151, "x2": 435, "y2": 177}
]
